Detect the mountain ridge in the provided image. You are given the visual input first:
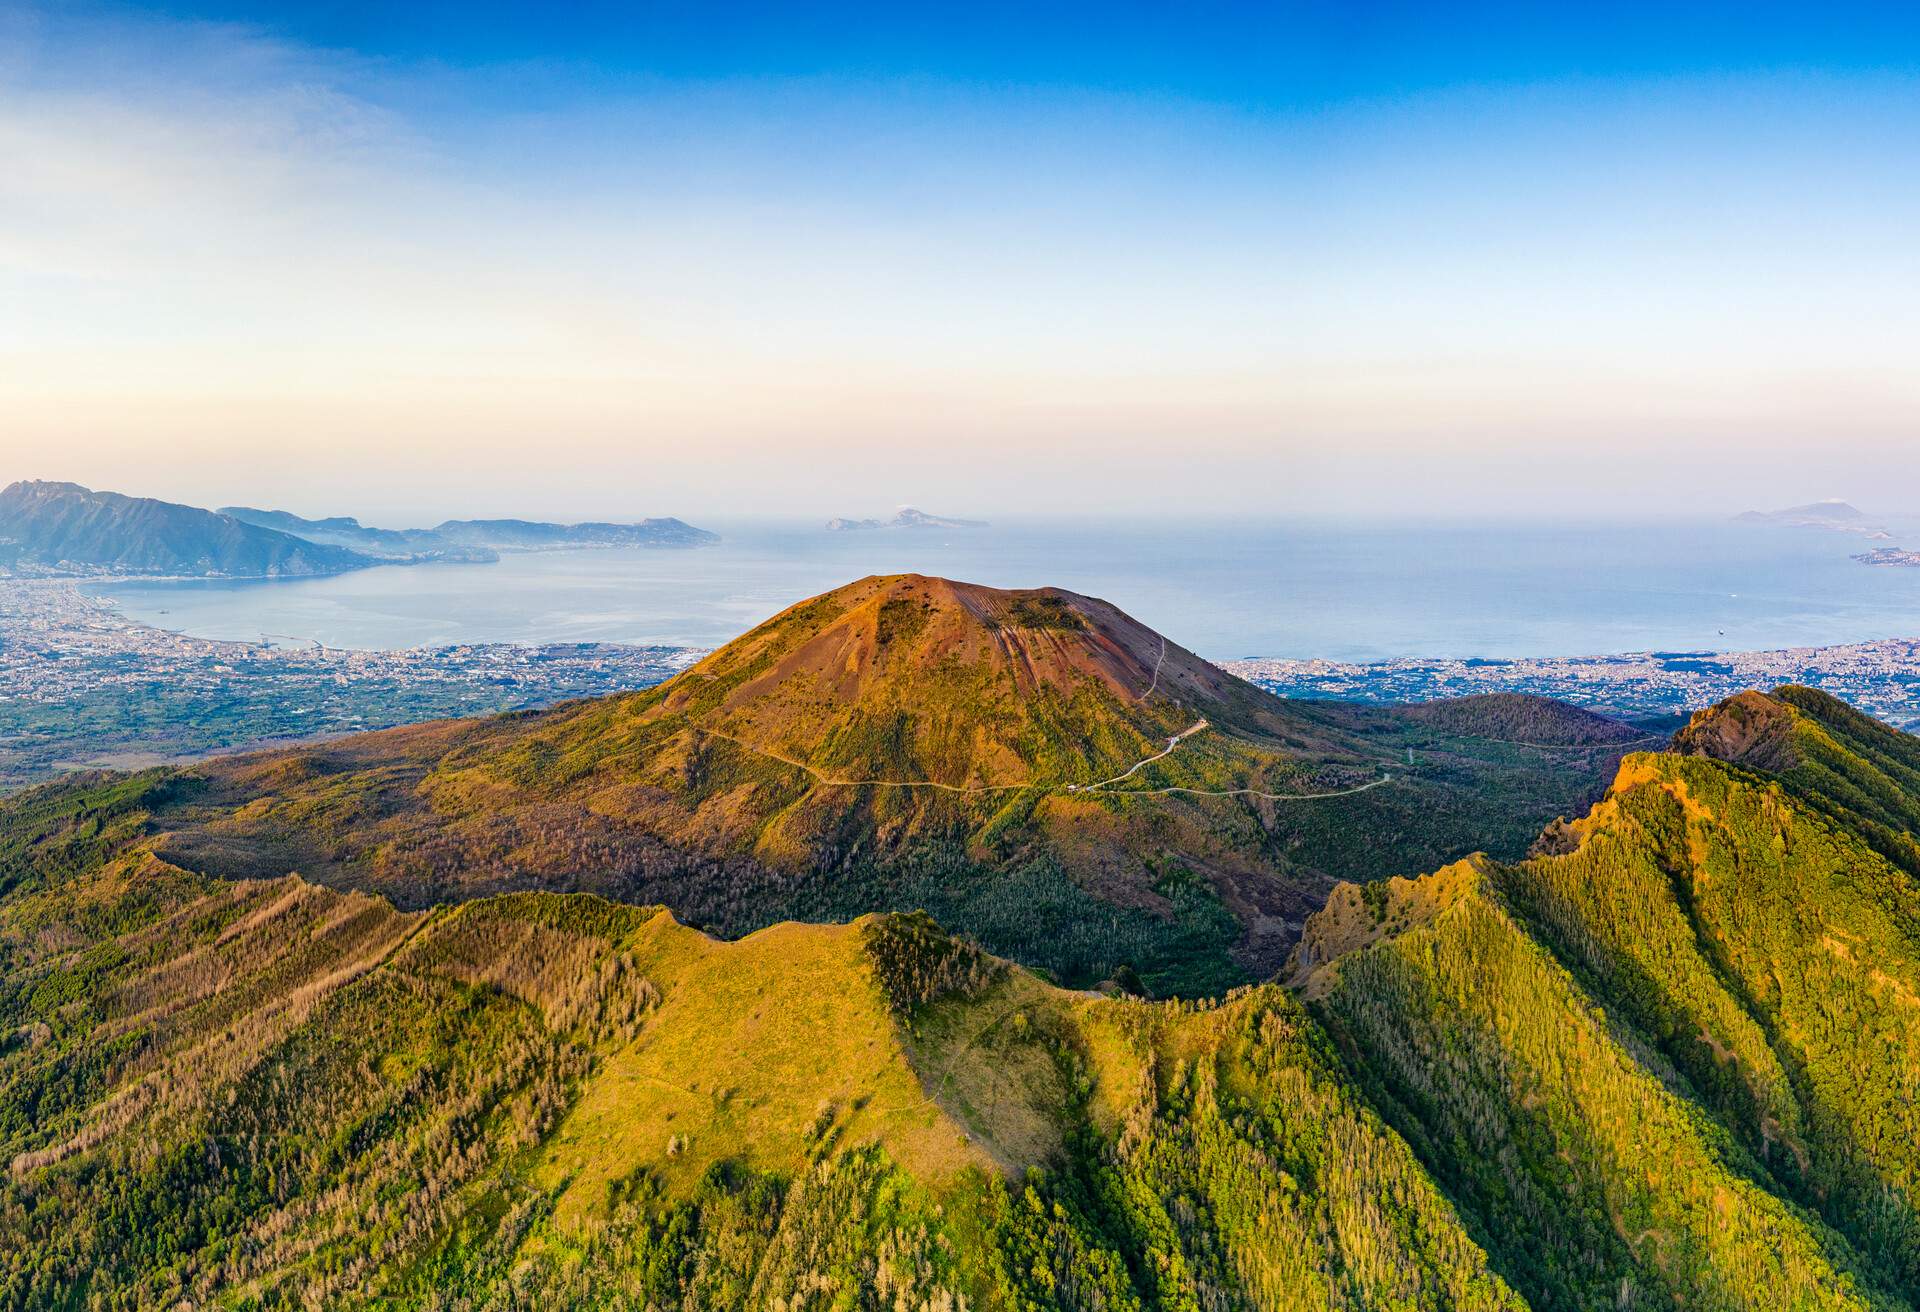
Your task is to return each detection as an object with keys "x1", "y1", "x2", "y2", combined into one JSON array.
[
  {"x1": 0, "y1": 480, "x2": 372, "y2": 578},
  {"x1": 1, "y1": 482, "x2": 721, "y2": 580},
  {"x1": 222, "y1": 505, "x2": 720, "y2": 554}
]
